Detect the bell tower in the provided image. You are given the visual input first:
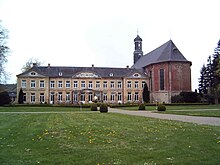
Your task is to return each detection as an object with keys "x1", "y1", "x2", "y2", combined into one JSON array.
[{"x1": 133, "y1": 34, "x2": 143, "y2": 64}]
